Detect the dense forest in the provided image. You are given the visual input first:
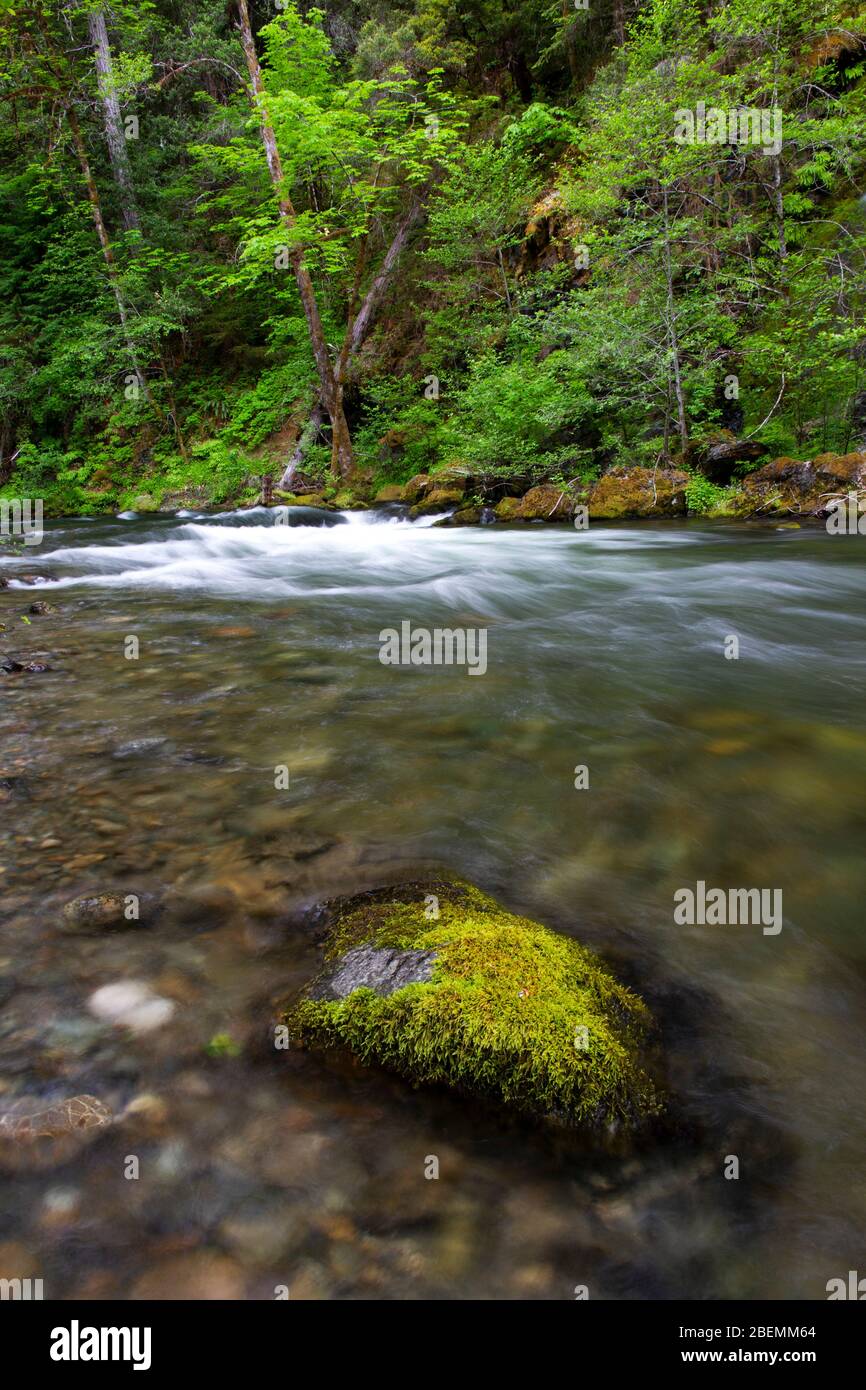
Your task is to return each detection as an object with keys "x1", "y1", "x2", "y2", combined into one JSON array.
[{"x1": 1, "y1": 0, "x2": 865, "y2": 516}]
